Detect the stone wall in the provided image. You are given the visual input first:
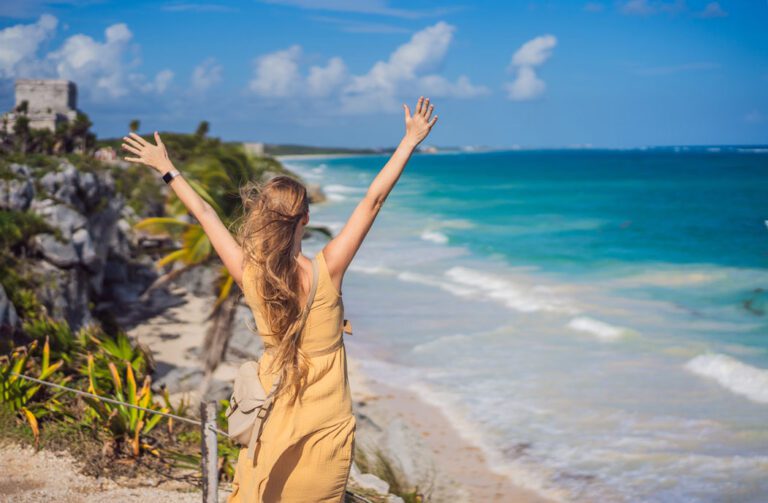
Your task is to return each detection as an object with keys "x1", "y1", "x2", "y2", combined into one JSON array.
[{"x1": 3, "y1": 79, "x2": 79, "y2": 132}]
